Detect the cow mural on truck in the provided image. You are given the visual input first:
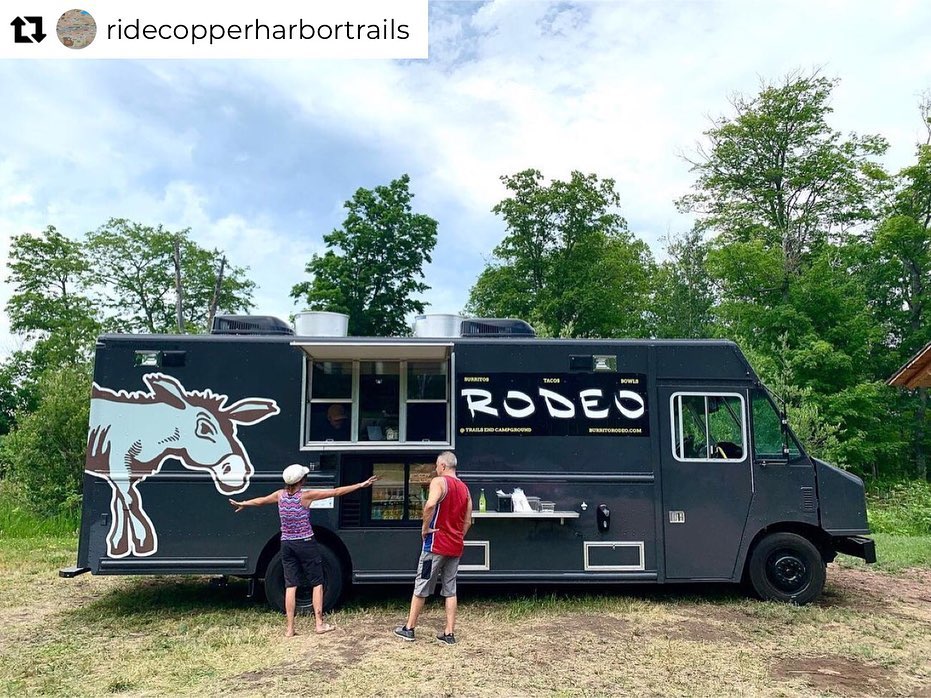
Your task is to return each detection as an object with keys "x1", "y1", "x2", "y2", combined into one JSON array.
[{"x1": 86, "y1": 372, "x2": 280, "y2": 558}]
